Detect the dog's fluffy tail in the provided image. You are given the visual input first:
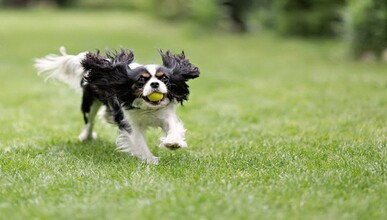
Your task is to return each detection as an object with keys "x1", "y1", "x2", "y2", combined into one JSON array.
[{"x1": 34, "y1": 46, "x2": 87, "y2": 92}]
